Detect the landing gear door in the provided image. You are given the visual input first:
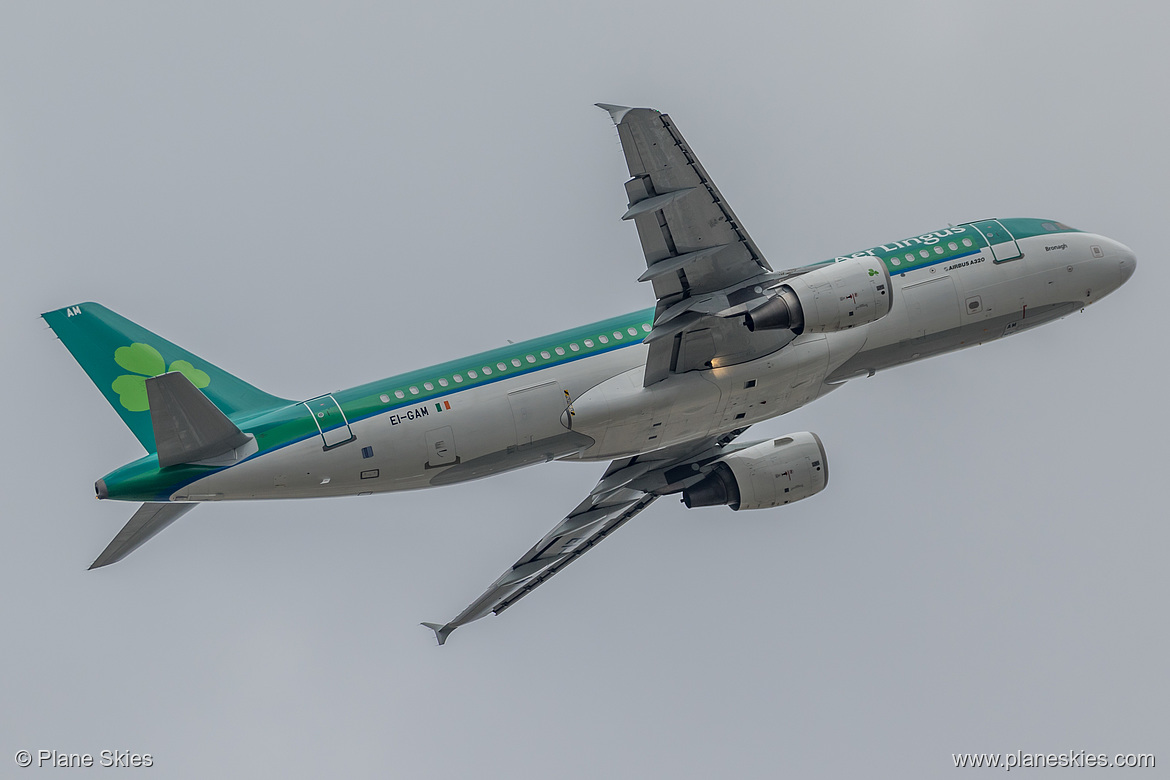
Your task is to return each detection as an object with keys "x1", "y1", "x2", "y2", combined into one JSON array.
[
  {"x1": 970, "y1": 219, "x2": 1022, "y2": 263},
  {"x1": 303, "y1": 394, "x2": 355, "y2": 450}
]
